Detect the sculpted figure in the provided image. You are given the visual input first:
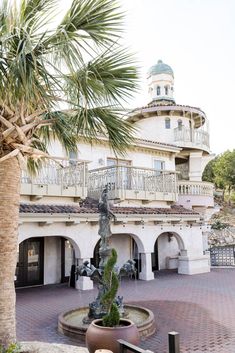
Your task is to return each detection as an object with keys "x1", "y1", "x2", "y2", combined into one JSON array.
[{"x1": 98, "y1": 185, "x2": 116, "y2": 250}]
